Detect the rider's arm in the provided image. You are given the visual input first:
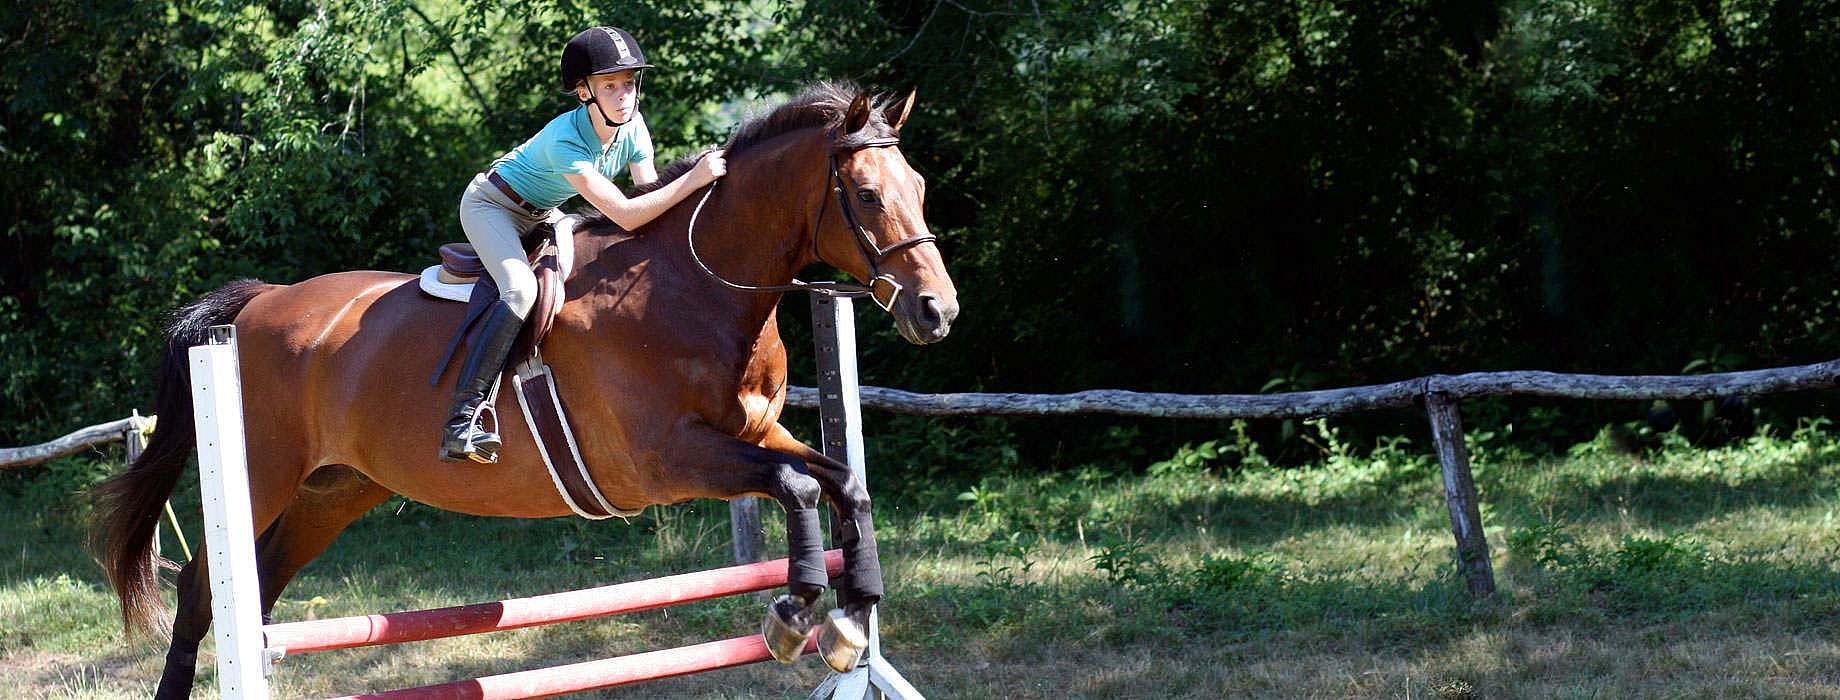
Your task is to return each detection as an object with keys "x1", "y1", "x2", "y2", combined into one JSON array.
[
  {"x1": 565, "y1": 150, "x2": 725, "y2": 231},
  {"x1": 630, "y1": 160, "x2": 658, "y2": 187}
]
